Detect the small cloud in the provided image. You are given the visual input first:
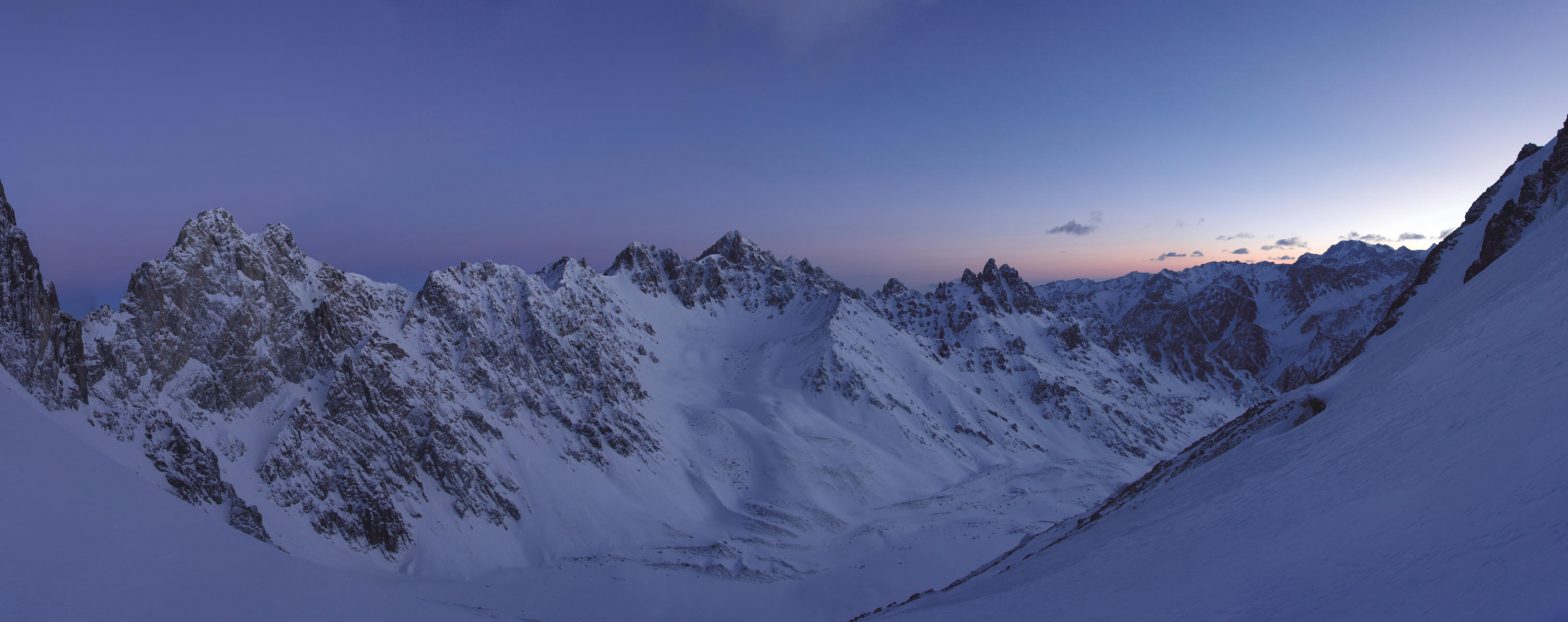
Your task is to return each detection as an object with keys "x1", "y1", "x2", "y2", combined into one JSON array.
[
  {"x1": 1270, "y1": 254, "x2": 1295, "y2": 261},
  {"x1": 1215, "y1": 232, "x2": 1254, "y2": 241},
  {"x1": 1342, "y1": 231, "x2": 1391, "y2": 243},
  {"x1": 1153, "y1": 251, "x2": 1188, "y2": 262},
  {"x1": 1048, "y1": 220, "x2": 1096, "y2": 236},
  {"x1": 1191, "y1": 250, "x2": 1205, "y2": 257},
  {"x1": 1440, "y1": 228, "x2": 1455, "y2": 238},
  {"x1": 1047, "y1": 211, "x2": 1103, "y2": 236},
  {"x1": 1230, "y1": 248, "x2": 1250, "y2": 255},
  {"x1": 1397, "y1": 232, "x2": 1426, "y2": 241},
  {"x1": 1261, "y1": 236, "x2": 1308, "y2": 251}
]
